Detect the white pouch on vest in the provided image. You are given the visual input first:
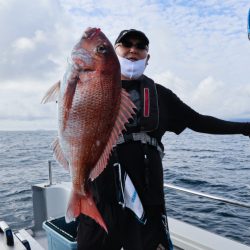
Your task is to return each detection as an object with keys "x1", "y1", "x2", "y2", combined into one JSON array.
[{"x1": 113, "y1": 162, "x2": 146, "y2": 224}]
